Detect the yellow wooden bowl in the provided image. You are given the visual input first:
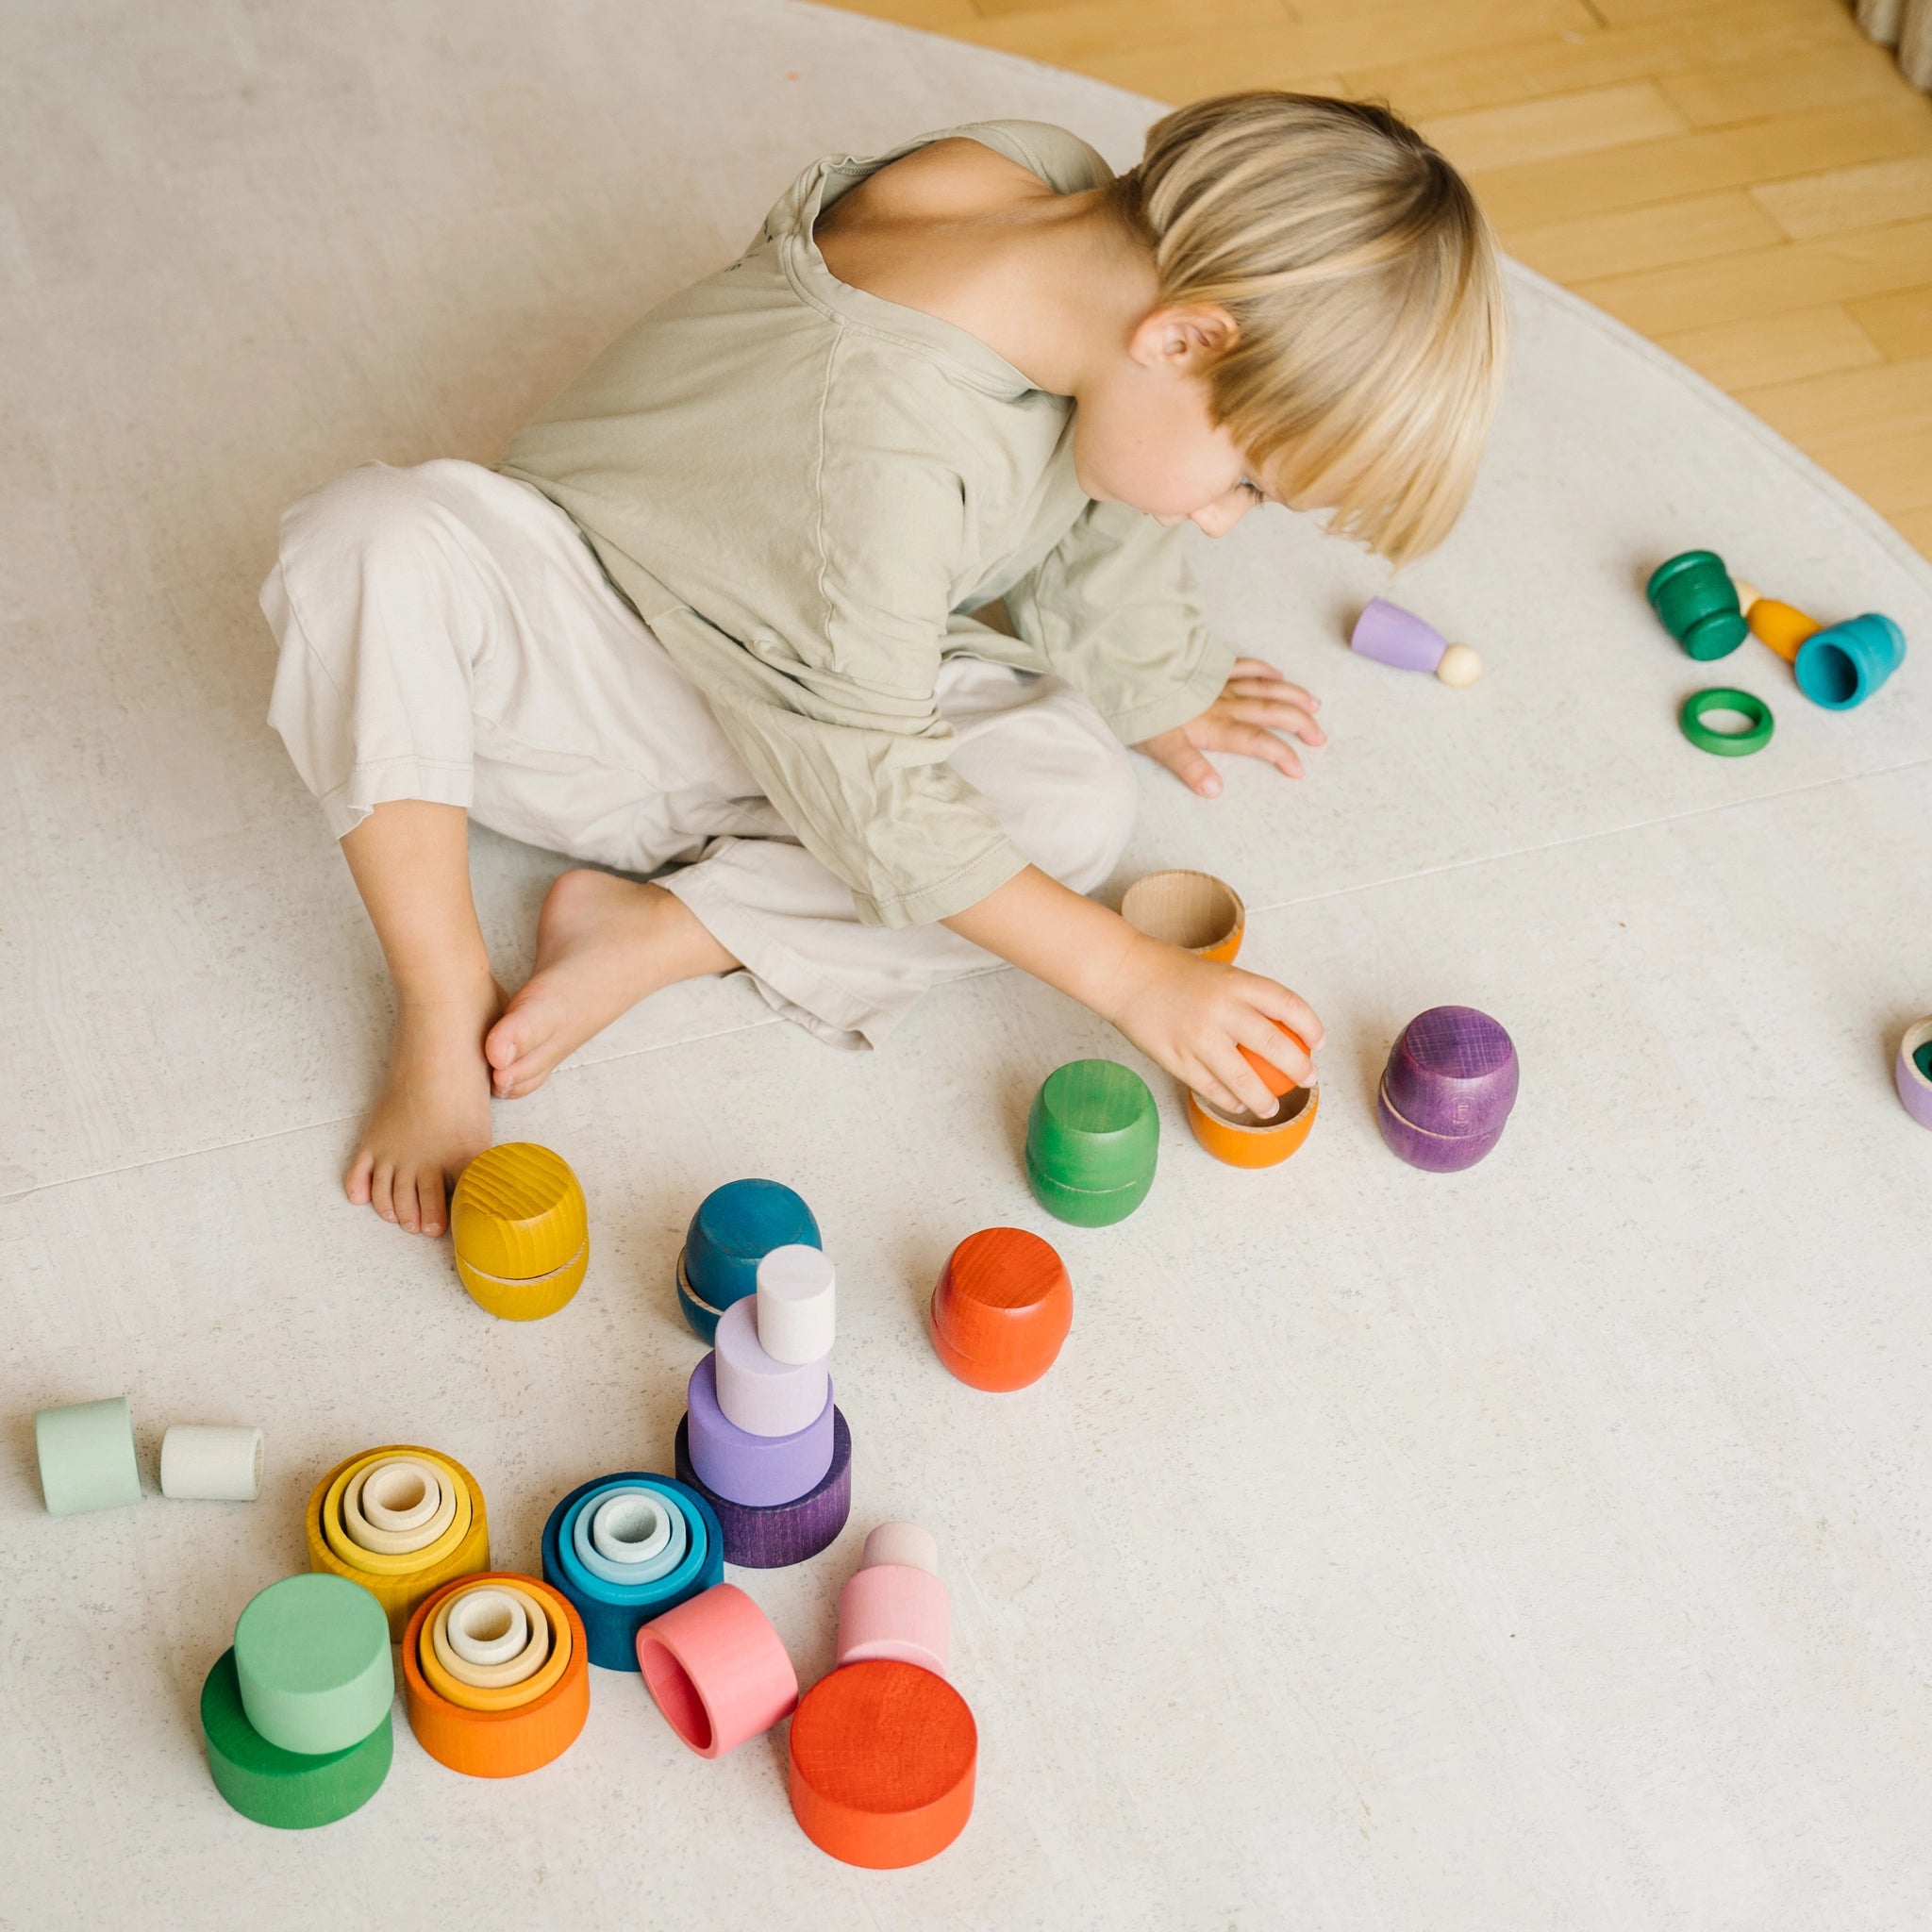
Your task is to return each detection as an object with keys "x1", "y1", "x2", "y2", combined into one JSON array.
[{"x1": 451, "y1": 1143, "x2": 589, "y2": 1319}]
